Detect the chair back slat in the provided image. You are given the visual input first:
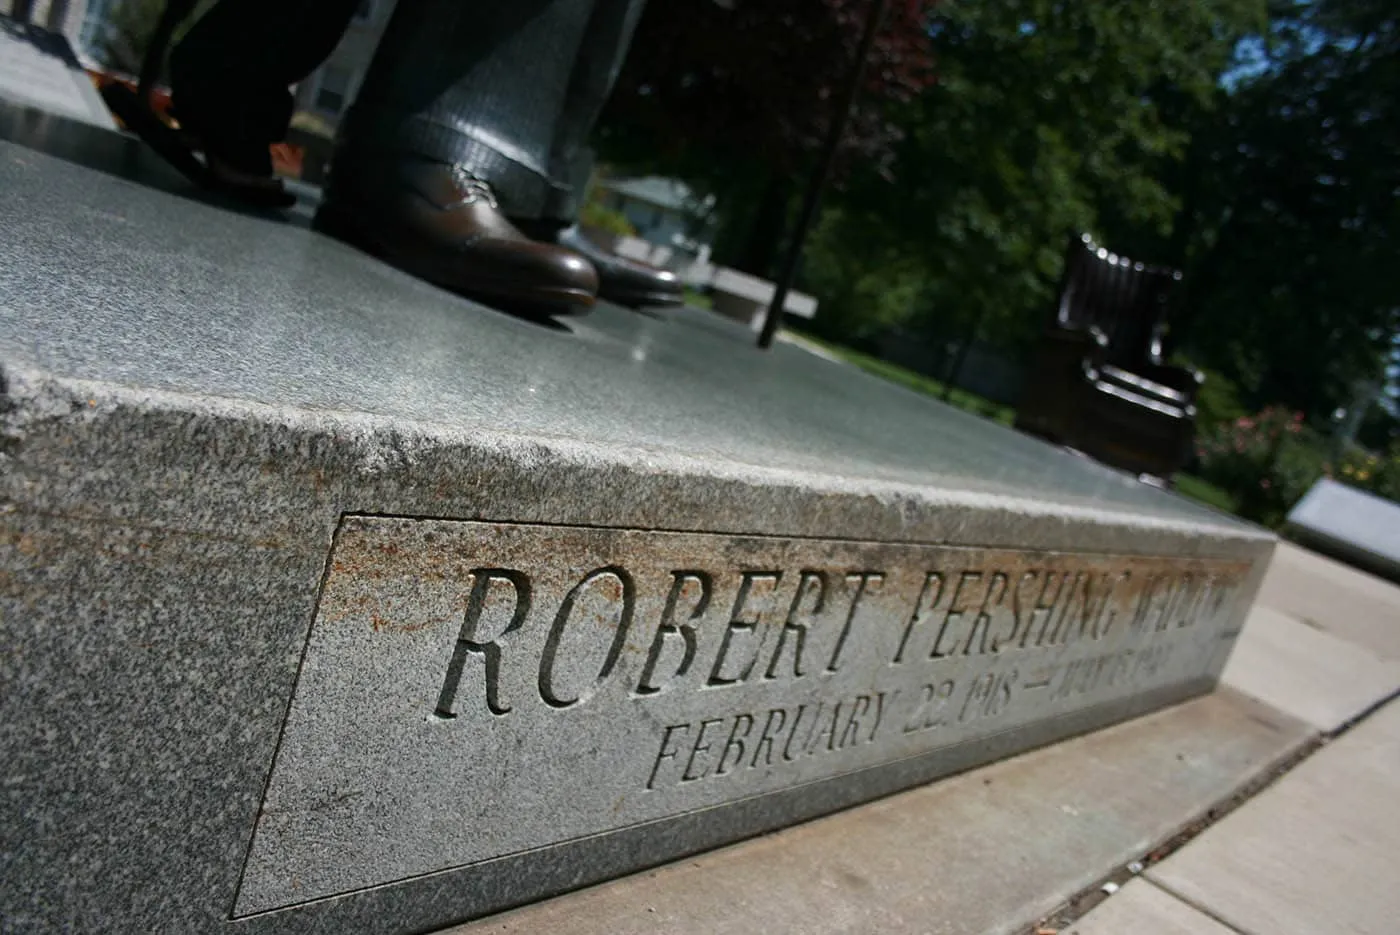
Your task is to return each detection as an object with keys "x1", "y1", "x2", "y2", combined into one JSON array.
[{"x1": 1052, "y1": 234, "x2": 1180, "y2": 367}]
